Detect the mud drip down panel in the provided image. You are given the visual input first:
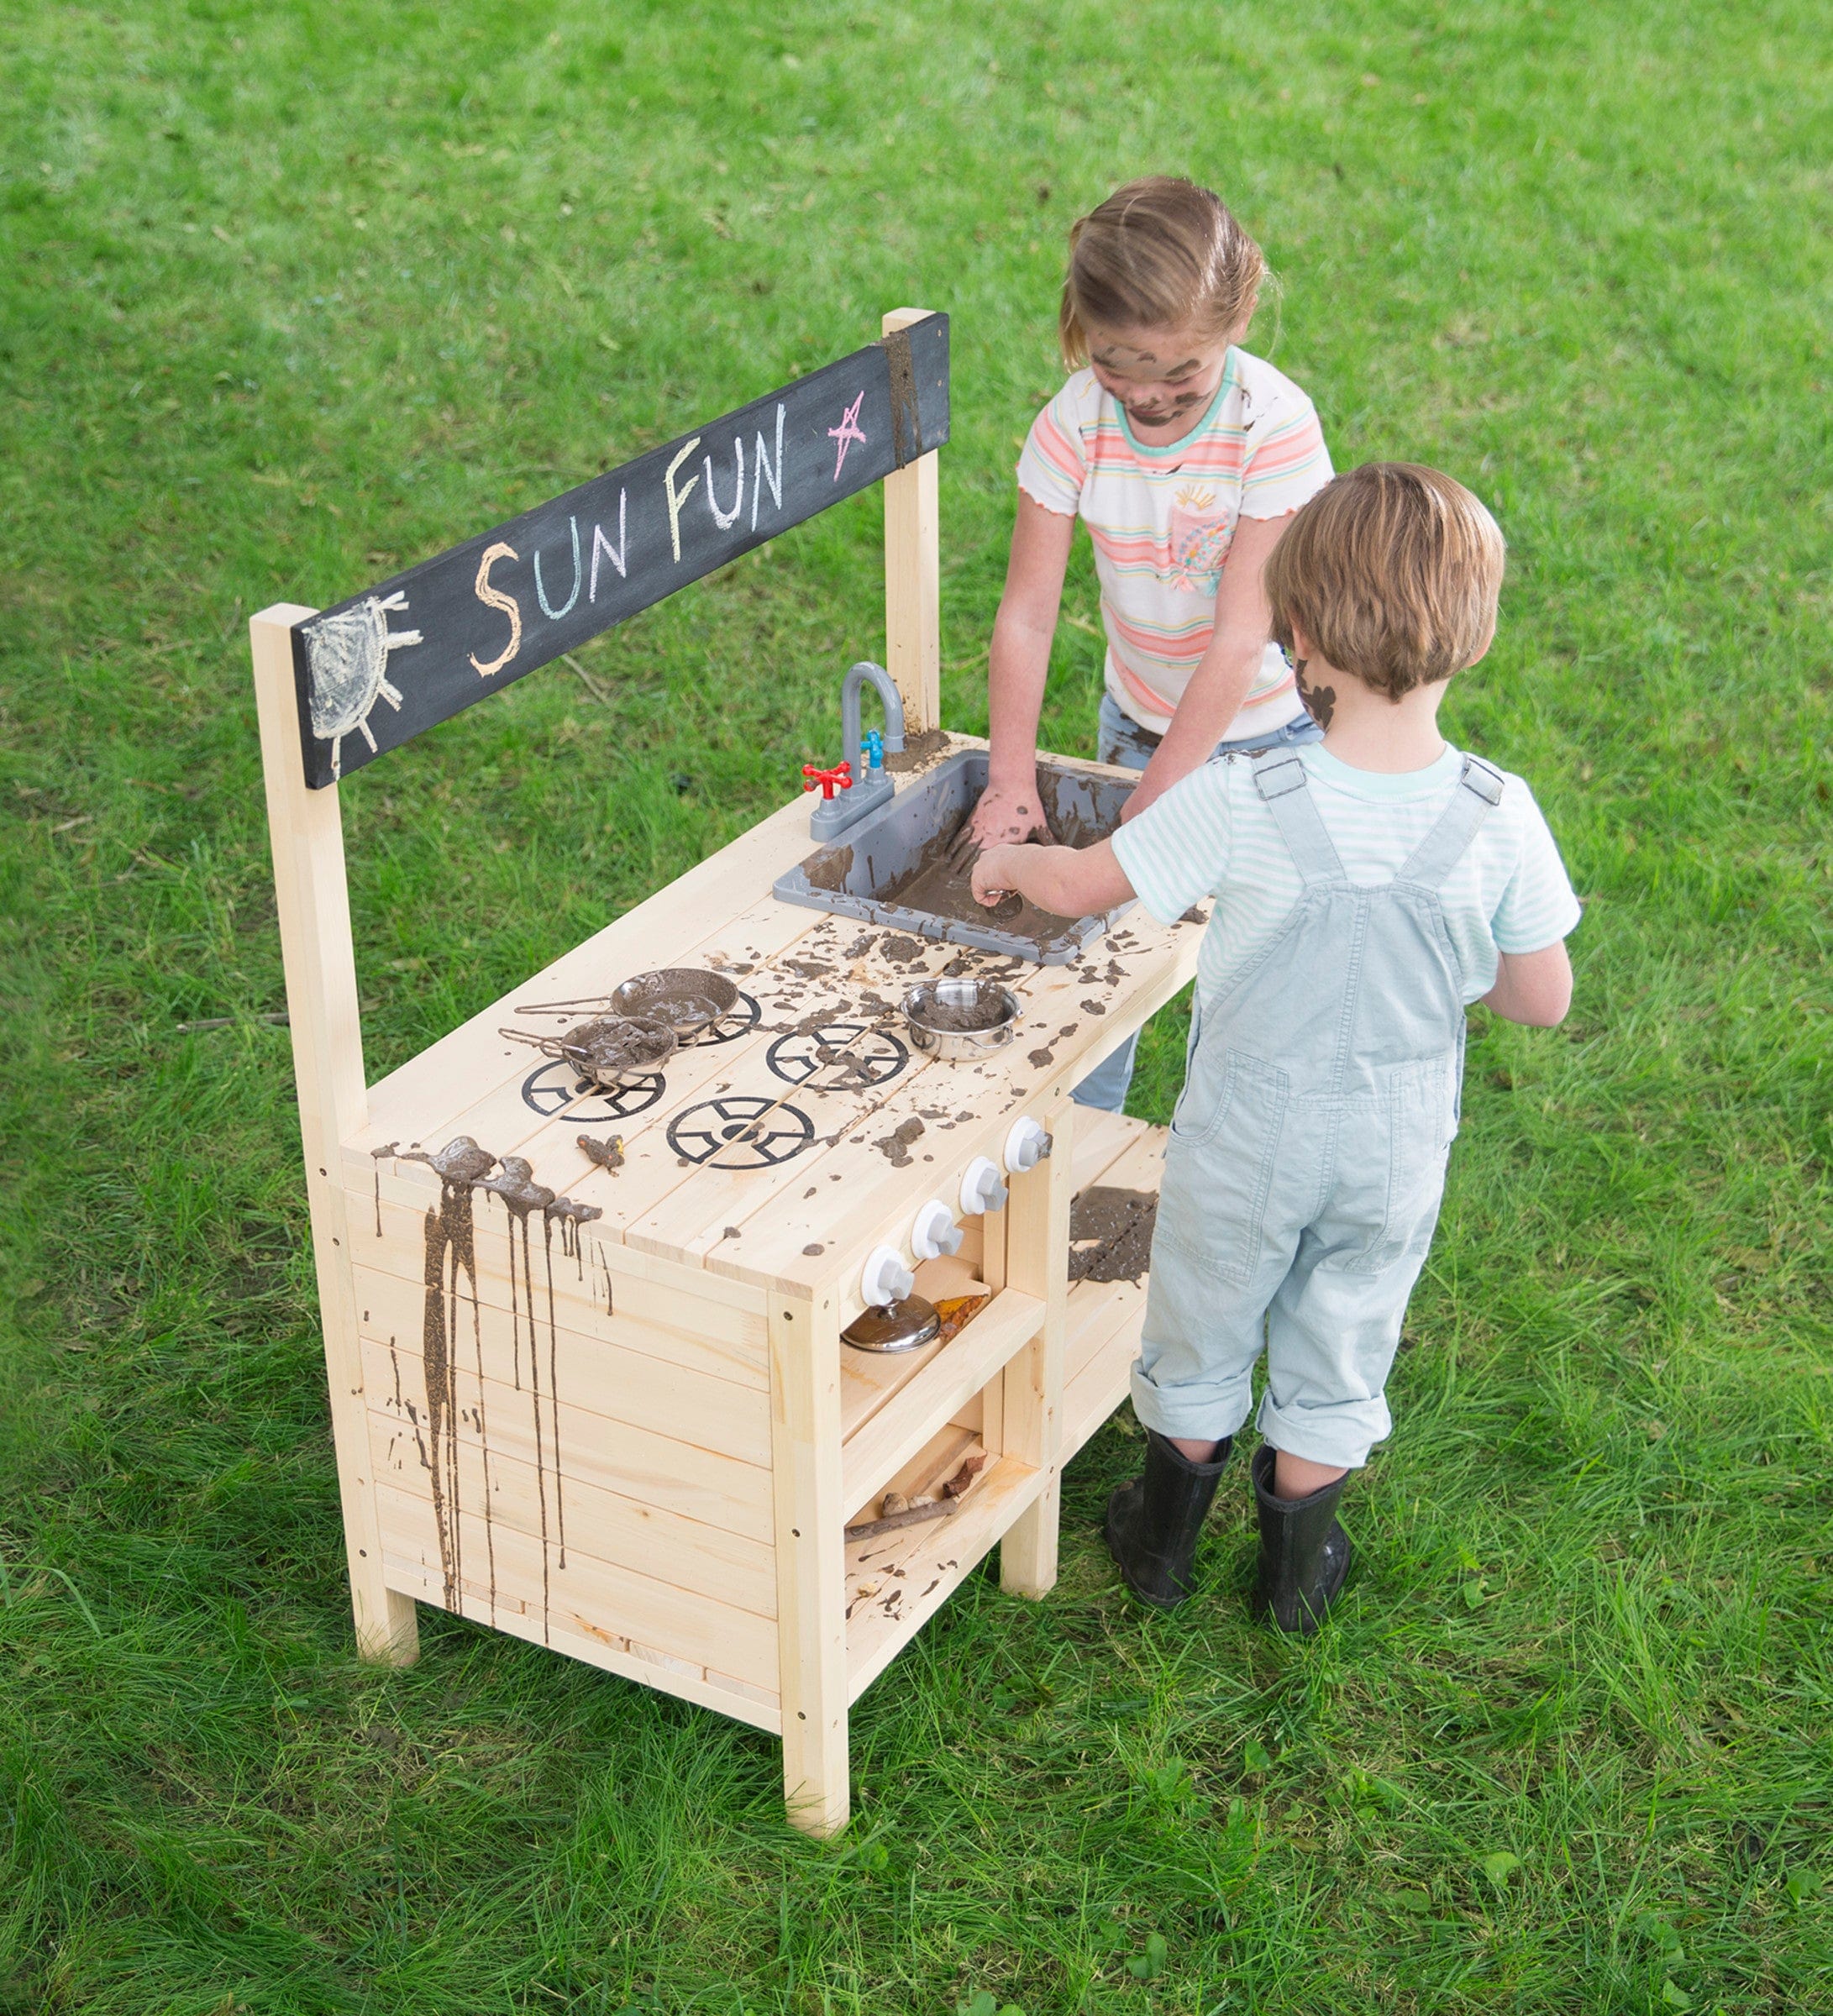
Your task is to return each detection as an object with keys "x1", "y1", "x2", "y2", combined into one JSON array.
[{"x1": 773, "y1": 753, "x2": 1137, "y2": 964}]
